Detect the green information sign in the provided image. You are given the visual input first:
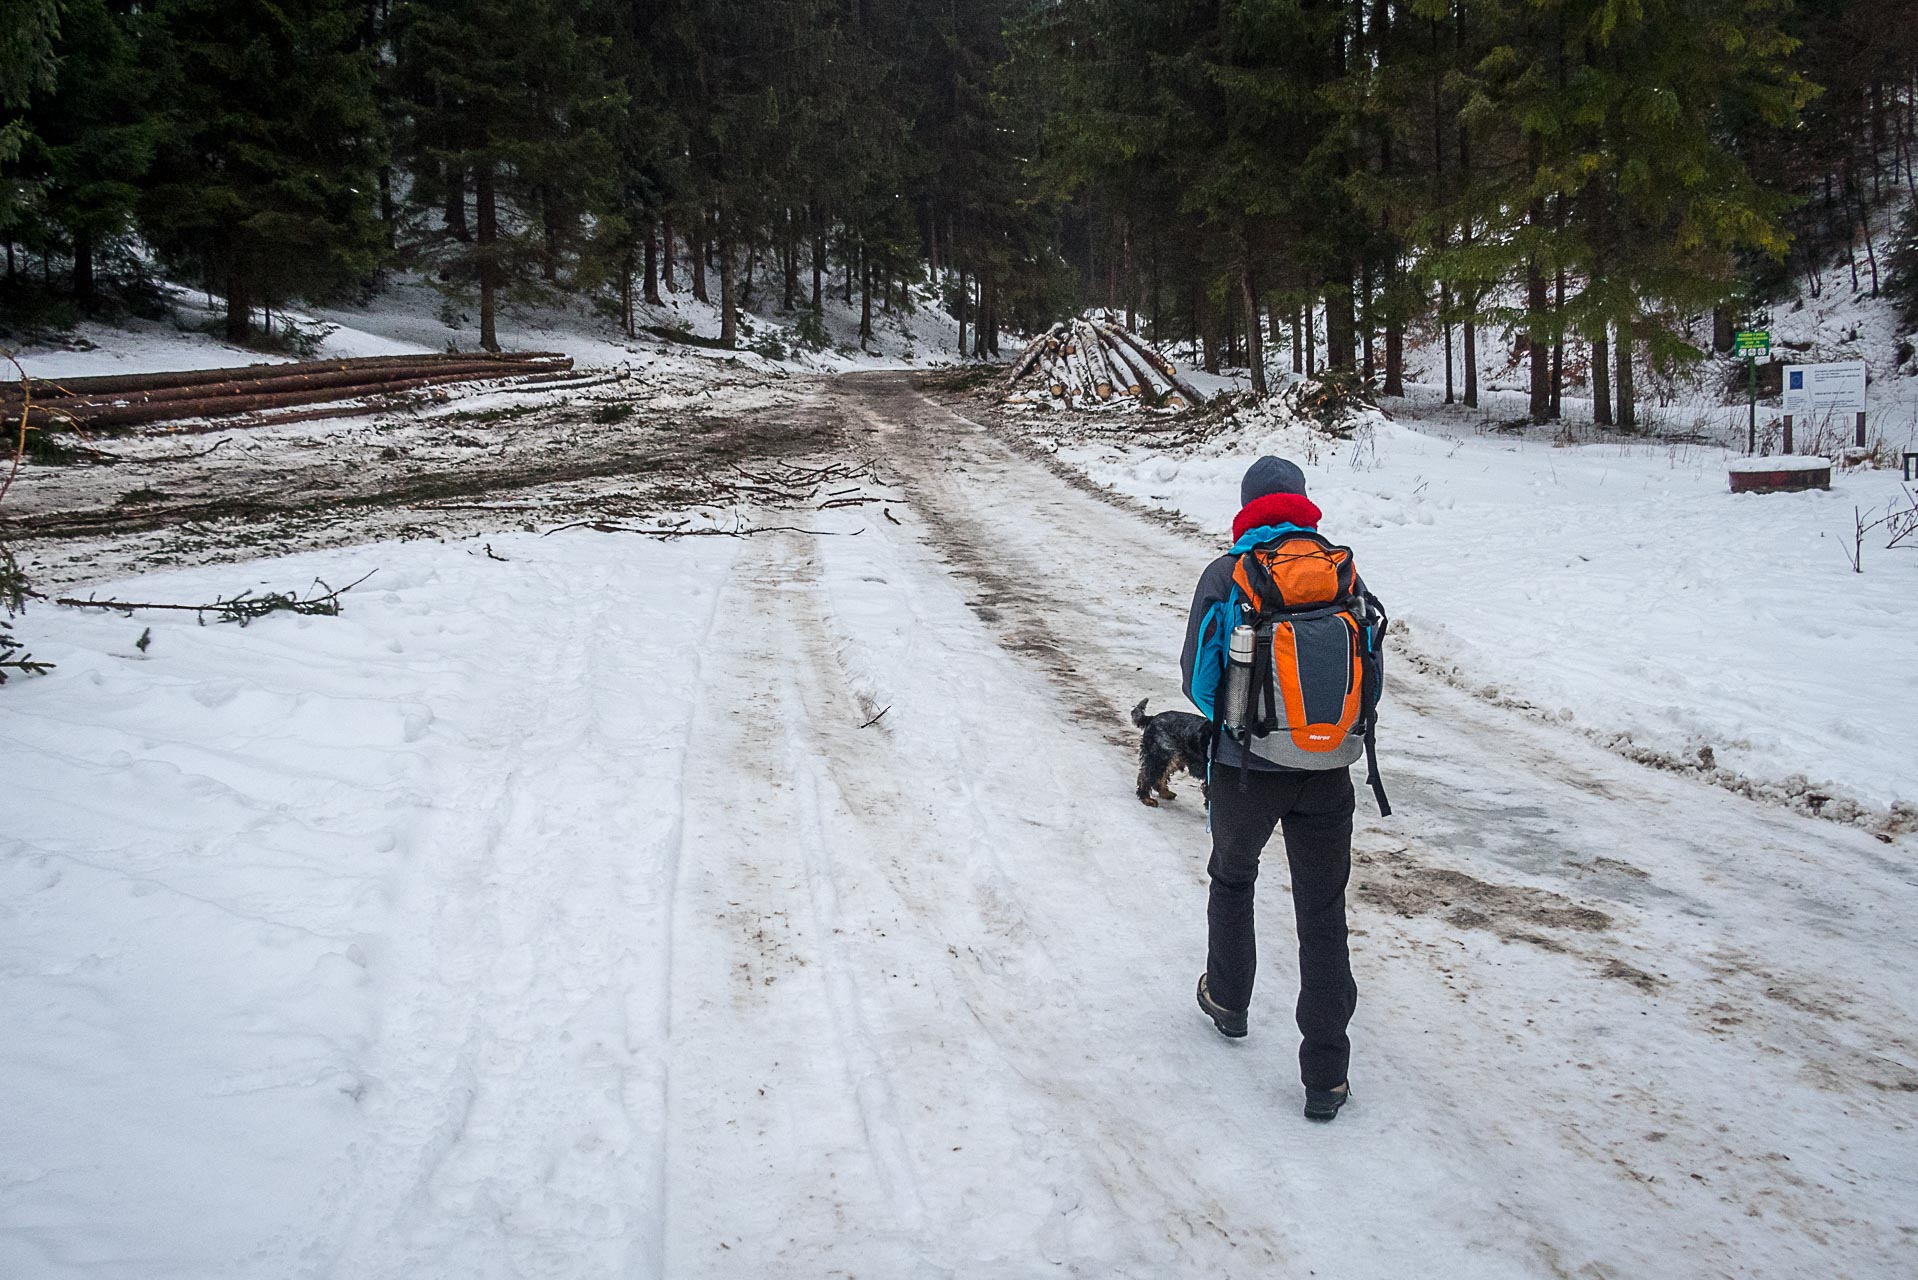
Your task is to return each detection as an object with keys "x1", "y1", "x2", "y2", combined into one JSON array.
[{"x1": 1735, "y1": 329, "x2": 1771, "y2": 452}]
